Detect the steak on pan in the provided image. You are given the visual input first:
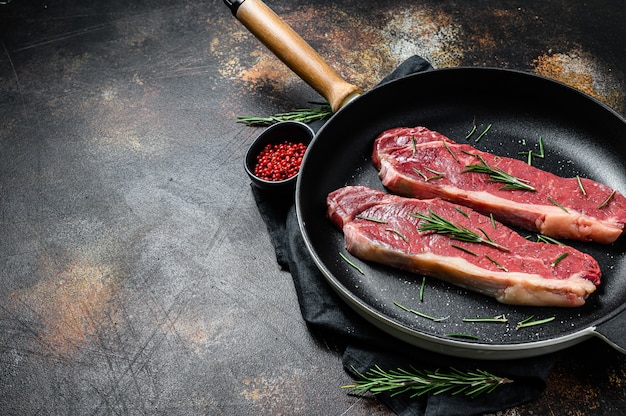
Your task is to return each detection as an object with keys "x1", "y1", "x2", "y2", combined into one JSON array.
[
  {"x1": 373, "y1": 127, "x2": 626, "y2": 244},
  {"x1": 327, "y1": 186, "x2": 600, "y2": 307}
]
